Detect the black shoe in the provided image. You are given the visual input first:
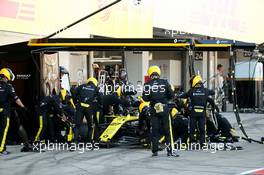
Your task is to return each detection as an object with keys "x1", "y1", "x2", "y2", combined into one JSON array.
[
  {"x1": 226, "y1": 144, "x2": 243, "y2": 151},
  {"x1": 69, "y1": 146, "x2": 76, "y2": 152},
  {"x1": 232, "y1": 136, "x2": 239, "y2": 142},
  {"x1": 167, "y1": 152, "x2": 180, "y2": 157},
  {"x1": 21, "y1": 146, "x2": 33, "y2": 152},
  {"x1": 152, "y1": 152, "x2": 158, "y2": 157},
  {"x1": 226, "y1": 137, "x2": 234, "y2": 143},
  {"x1": 0, "y1": 151, "x2": 10, "y2": 155}
]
